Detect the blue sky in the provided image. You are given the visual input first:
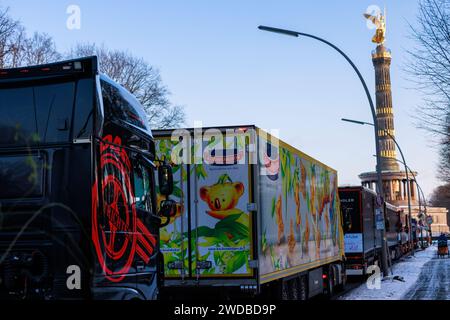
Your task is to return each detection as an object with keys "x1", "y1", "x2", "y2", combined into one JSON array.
[{"x1": 1, "y1": 0, "x2": 441, "y2": 197}]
